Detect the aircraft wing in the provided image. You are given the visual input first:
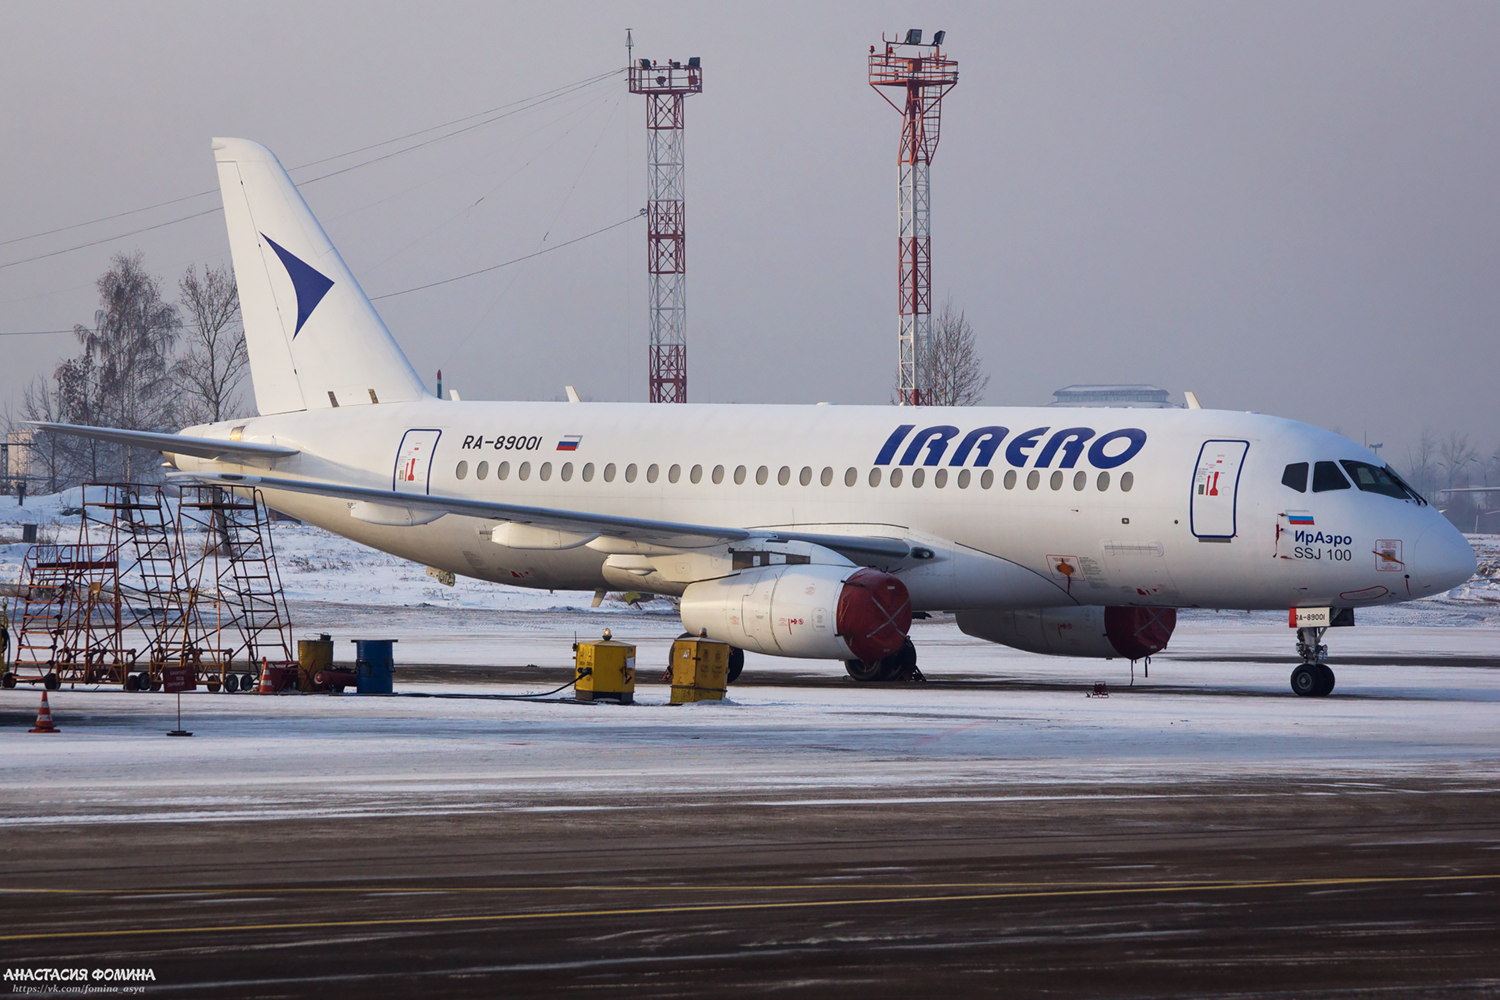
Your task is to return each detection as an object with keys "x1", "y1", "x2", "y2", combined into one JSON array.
[
  {"x1": 28, "y1": 422, "x2": 299, "y2": 462},
  {"x1": 174, "y1": 470, "x2": 912, "y2": 560}
]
